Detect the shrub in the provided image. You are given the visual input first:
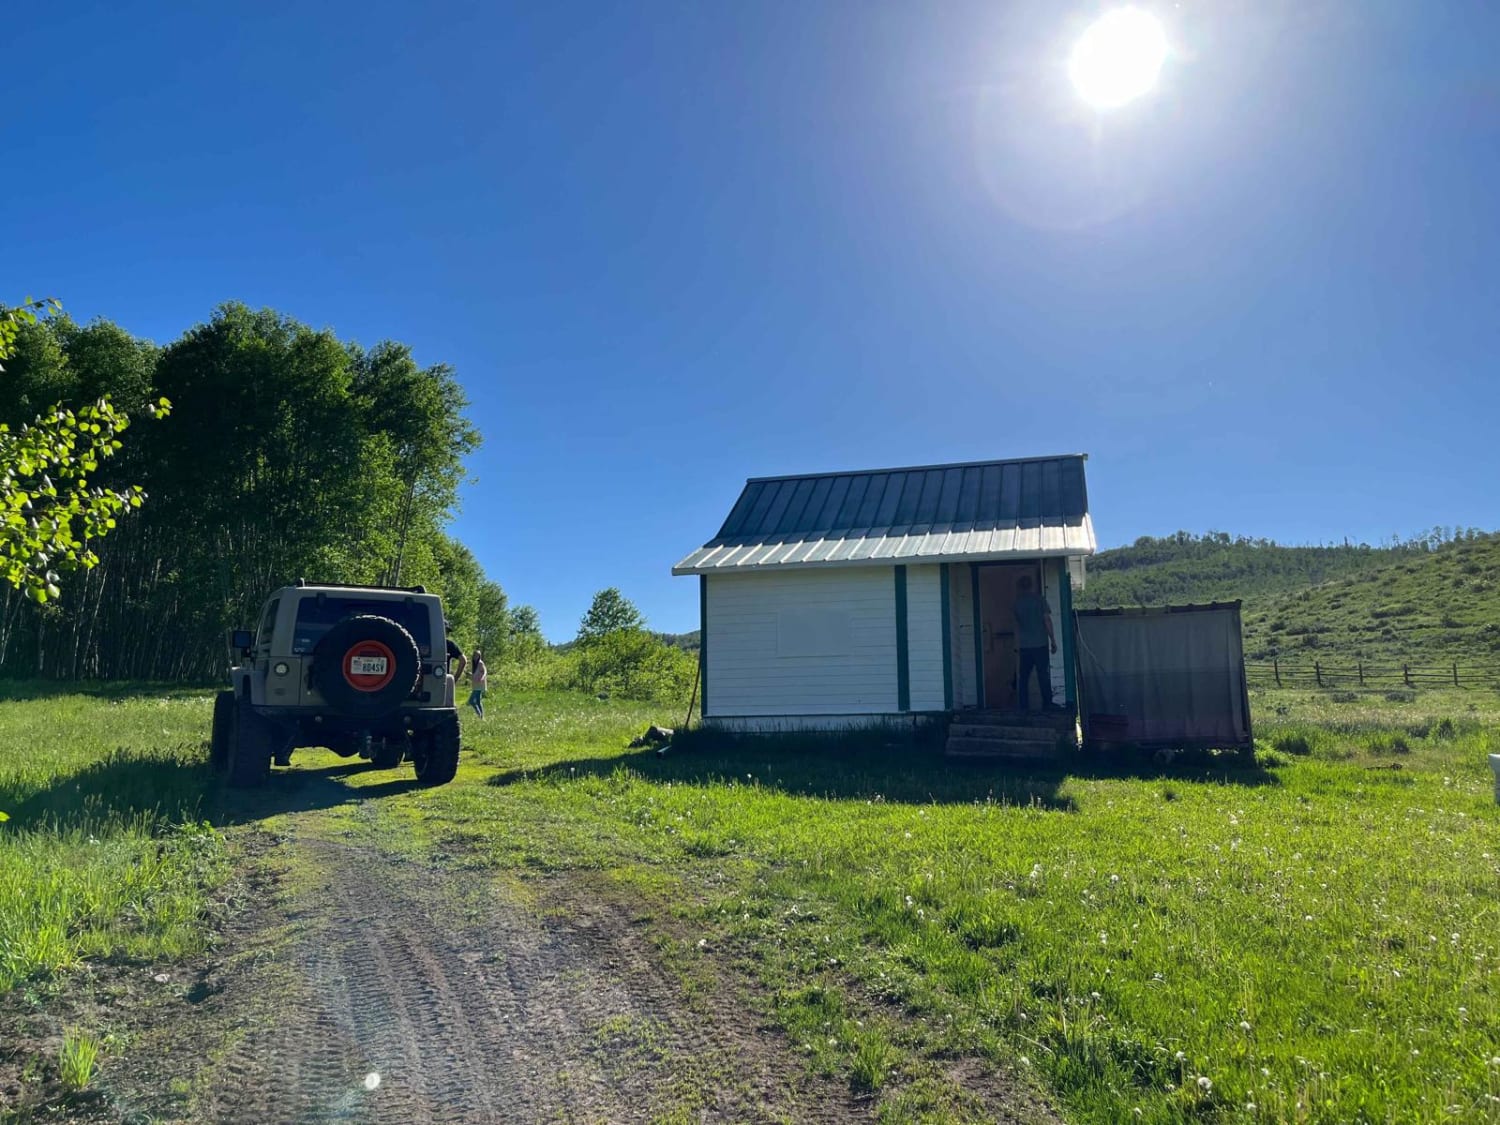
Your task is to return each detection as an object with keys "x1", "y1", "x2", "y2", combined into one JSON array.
[
  {"x1": 571, "y1": 628, "x2": 695, "y2": 704},
  {"x1": 1371, "y1": 734, "x2": 1411, "y2": 755},
  {"x1": 489, "y1": 649, "x2": 571, "y2": 694},
  {"x1": 1272, "y1": 732, "x2": 1313, "y2": 756}
]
